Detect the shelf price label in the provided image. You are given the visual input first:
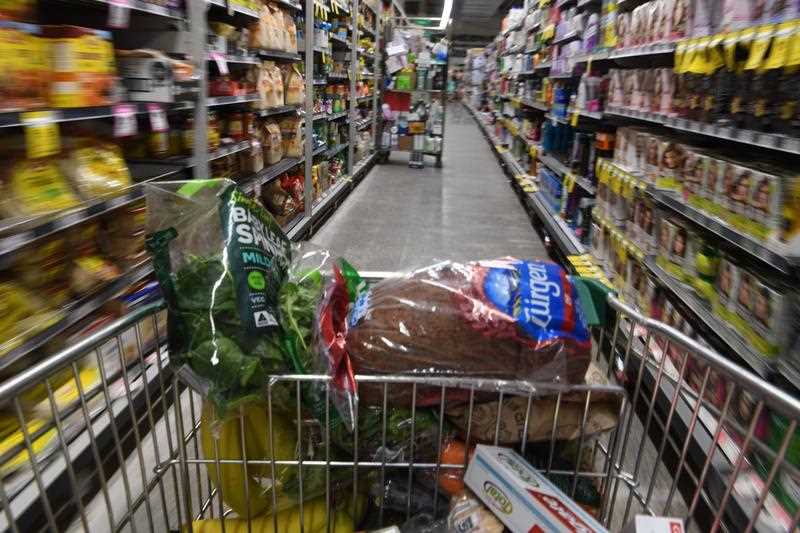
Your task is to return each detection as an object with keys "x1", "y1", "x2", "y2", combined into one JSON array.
[
  {"x1": 113, "y1": 104, "x2": 138, "y2": 138},
  {"x1": 147, "y1": 103, "x2": 168, "y2": 132},
  {"x1": 108, "y1": 0, "x2": 130, "y2": 28},
  {"x1": 22, "y1": 111, "x2": 60, "y2": 159},
  {"x1": 564, "y1": 173, "x2": 576, "y2": 193},
  {"x1": 210, "y1": 52, "x2": 229, "y2": 75},
  {"x1": 570, "y1": 110, "x2": 580, "y2": 127}
]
